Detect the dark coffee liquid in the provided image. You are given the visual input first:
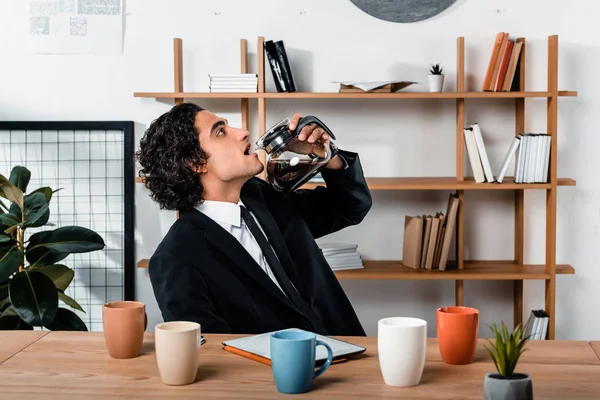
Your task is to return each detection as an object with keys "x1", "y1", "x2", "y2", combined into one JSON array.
[{"x1": 267, "y1": 159, "x2": 321, "y2": 192}]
